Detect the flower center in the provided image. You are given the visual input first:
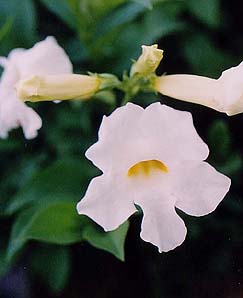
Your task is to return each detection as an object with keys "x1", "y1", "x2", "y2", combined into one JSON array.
[{"x1": 127, "y1": 159, "x2": 168, "y2": 177}]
